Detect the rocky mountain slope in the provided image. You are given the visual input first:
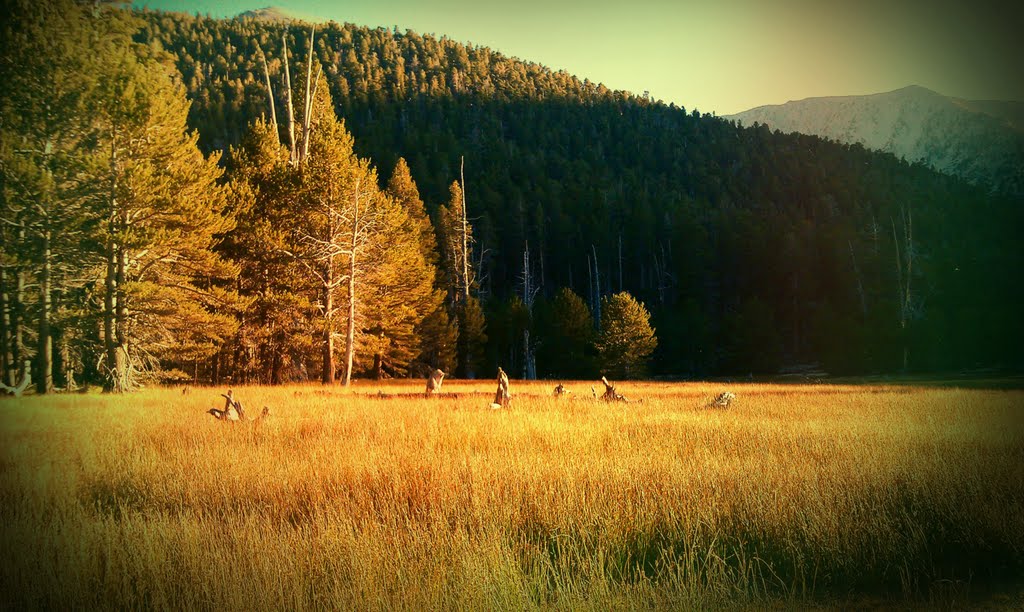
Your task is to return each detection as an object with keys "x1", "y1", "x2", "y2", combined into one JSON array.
[
  {"x1": 728, "y1": 86, "x2": 1024, "y2": 196},
  {"x1": 237, "y1": 6, "x2": 322, "y2": 23}
]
